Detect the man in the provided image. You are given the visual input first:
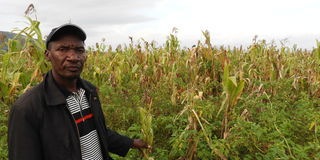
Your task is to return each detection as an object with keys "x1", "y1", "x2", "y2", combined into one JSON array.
[{"x1": 8, "y1": 24, "x2": 149, "y2": 160}]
